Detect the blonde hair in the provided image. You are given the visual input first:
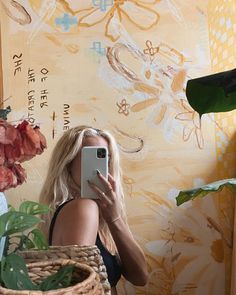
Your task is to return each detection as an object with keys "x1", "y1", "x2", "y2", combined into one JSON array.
[{"x1": 39, "y1": 125, "x2": 126, "y2": 252}]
